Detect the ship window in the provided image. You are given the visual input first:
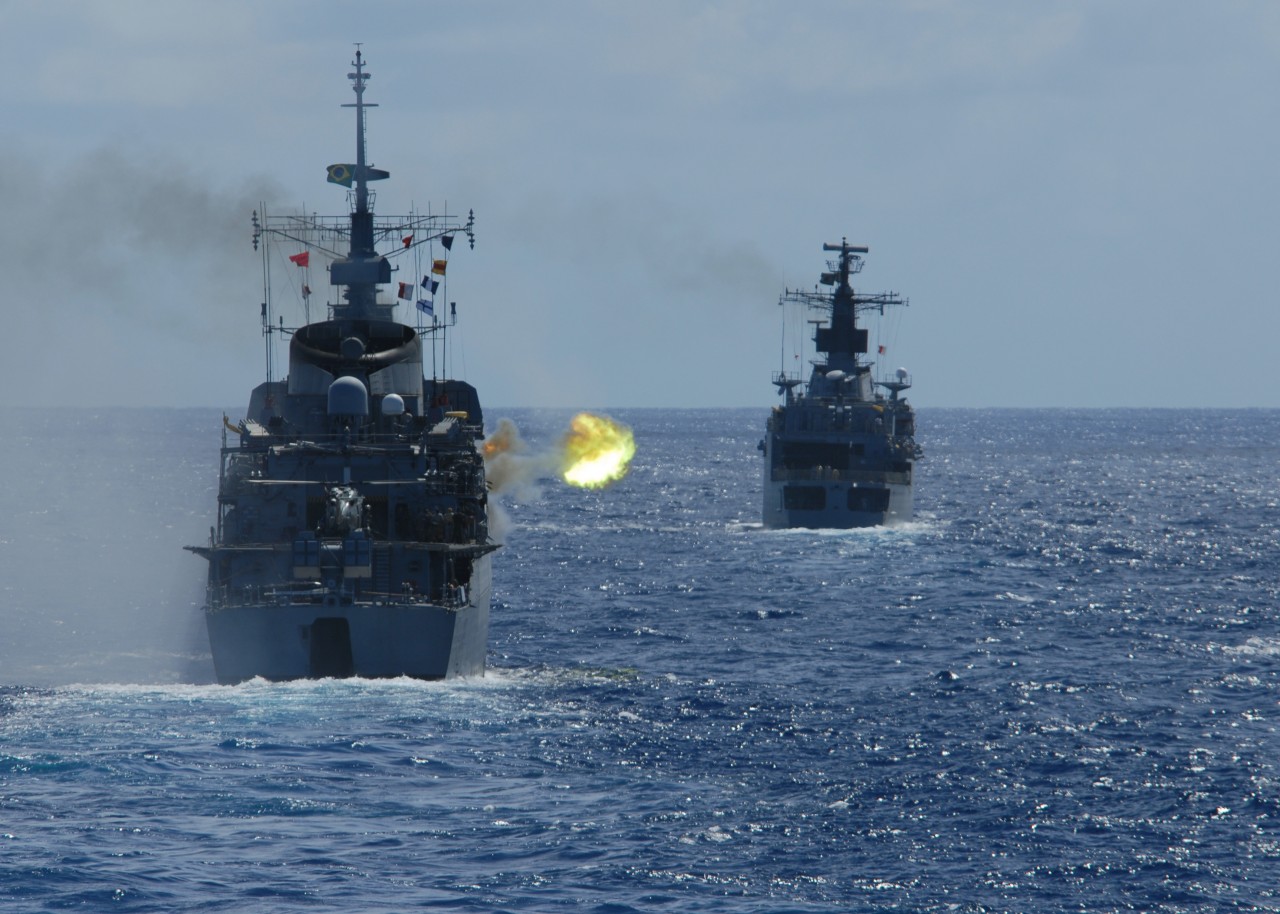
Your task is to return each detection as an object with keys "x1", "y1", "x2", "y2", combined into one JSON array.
[
  {"x1": 779, "y1": 442, "x2": 851, "y2": 471},
  {"x1": 783, "y1": 485, "x2": 826, "y2": 511},
  {"x1": 847, "y1": 487, "x2": 890, "y2": 513}
]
